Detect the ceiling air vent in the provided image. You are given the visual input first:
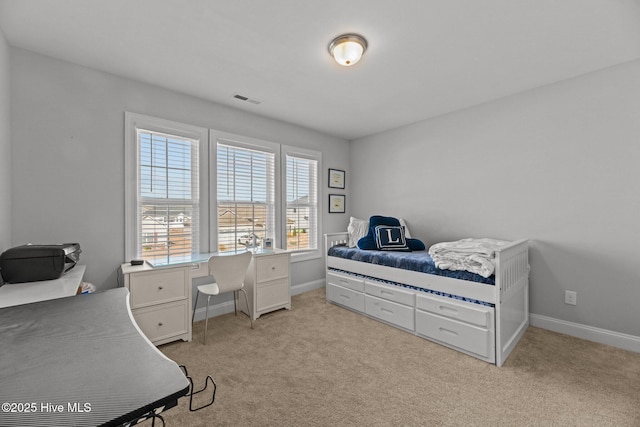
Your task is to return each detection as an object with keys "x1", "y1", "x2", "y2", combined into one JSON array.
[{"x1": 233, "y1": 93, "x2": 261, "y2": 105}]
